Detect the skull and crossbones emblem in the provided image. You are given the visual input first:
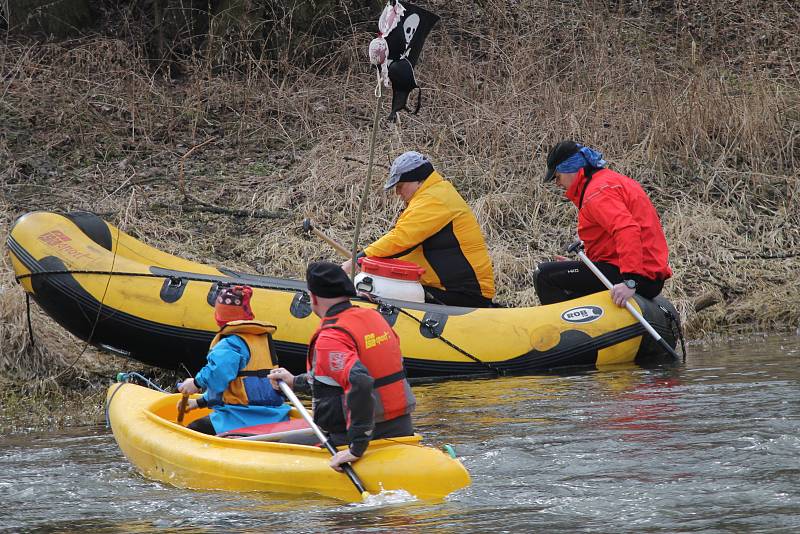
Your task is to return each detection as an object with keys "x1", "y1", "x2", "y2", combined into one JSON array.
[{"x1": 403, "y1": 14, "x2": 420, "y2": 46}]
